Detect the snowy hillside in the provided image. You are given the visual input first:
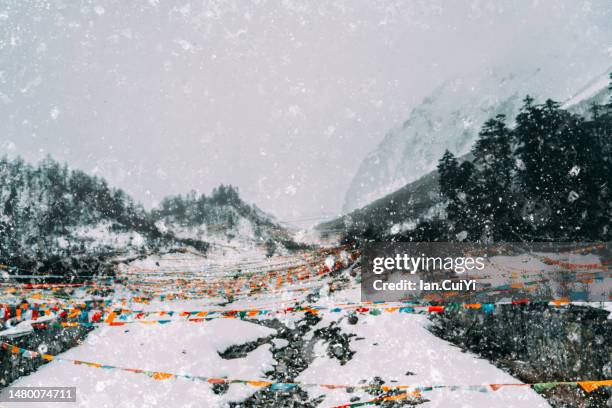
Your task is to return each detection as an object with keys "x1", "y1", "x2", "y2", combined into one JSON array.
[
  {"x1": 0, "y1": 158, "x2": 294, "y2": 280},
  {"x1": 343, "y1": 65, "x2": 612, "y2": 213},
  {"x1": 0, "y1": 156, "x2": 177, "y2": 278}
]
